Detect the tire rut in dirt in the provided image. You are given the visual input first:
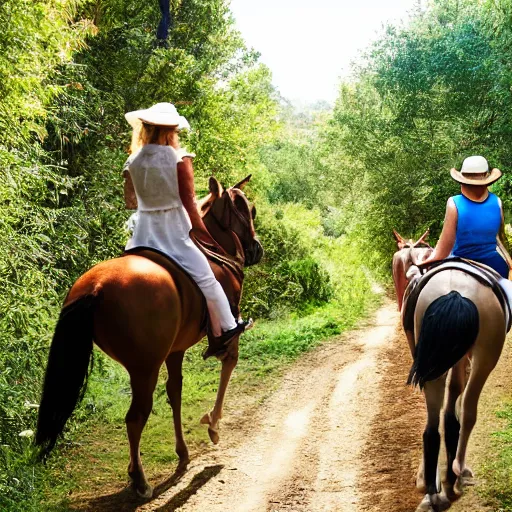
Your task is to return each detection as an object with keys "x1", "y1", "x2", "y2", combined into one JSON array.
[{"x1": 359, "y1": 325, "x2": 424, "y2": 512}]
